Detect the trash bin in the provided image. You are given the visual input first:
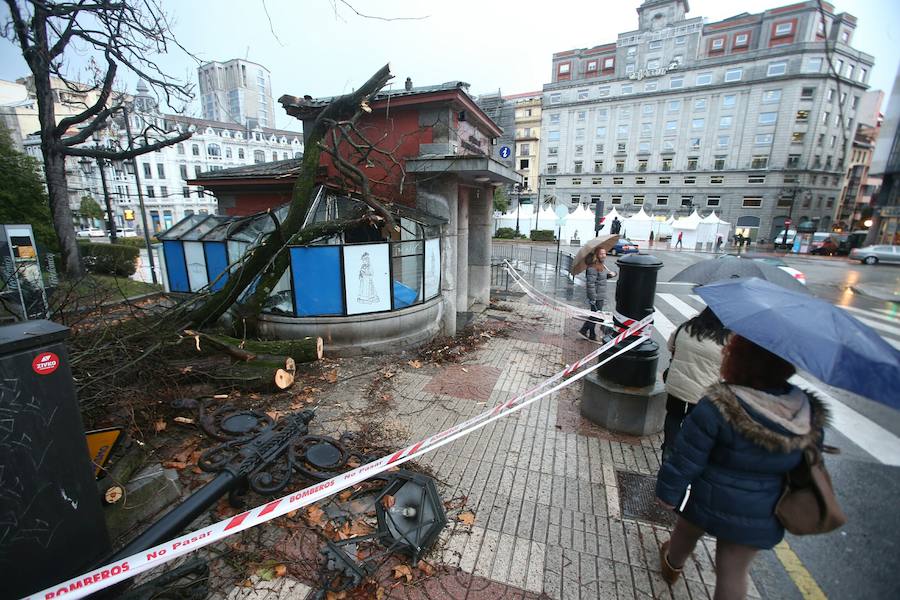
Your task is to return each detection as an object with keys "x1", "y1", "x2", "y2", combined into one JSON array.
[{"x1": 0, "y1": 320, "x2": 110, "y2": 599}]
